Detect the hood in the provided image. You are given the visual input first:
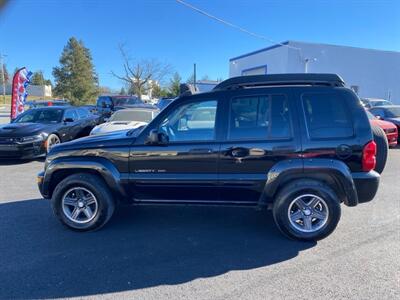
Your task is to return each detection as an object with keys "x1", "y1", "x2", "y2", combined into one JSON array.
[
  {"x1": 49, "y1": 129, "x2": 136, "y2": 155},
  {"x1": 0, "y1": 122, "x2": 53, "y2": 137},
  {"x1": 370, "y1": 119, "x2": 397, "y2": 129},
  {"x1": 91, "y1": 121, "x2": 148, "y2": 135}
]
